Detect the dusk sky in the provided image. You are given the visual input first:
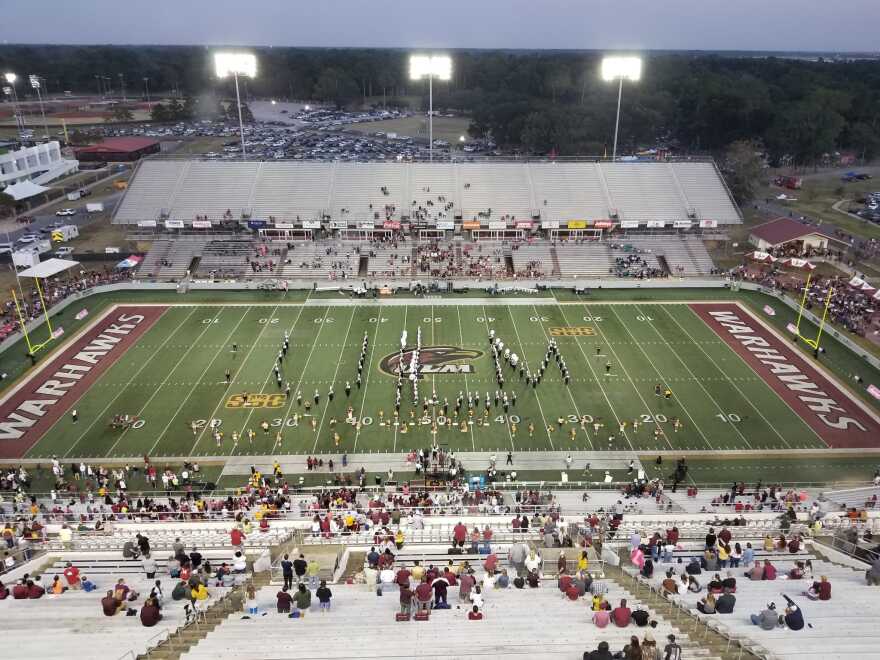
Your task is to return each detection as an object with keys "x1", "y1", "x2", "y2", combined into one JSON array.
[{"x1": 3, "y1": 0, "x2": 878, "y2": 53}]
